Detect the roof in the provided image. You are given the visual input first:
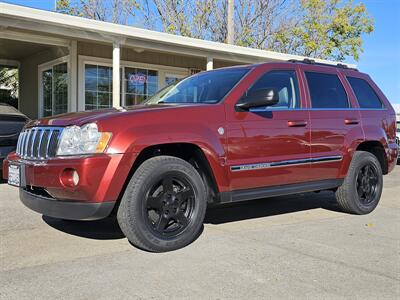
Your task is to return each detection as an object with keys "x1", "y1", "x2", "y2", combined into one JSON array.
[{"x1": 0, "y1": 2, "x2": 357, "y2": 68}]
